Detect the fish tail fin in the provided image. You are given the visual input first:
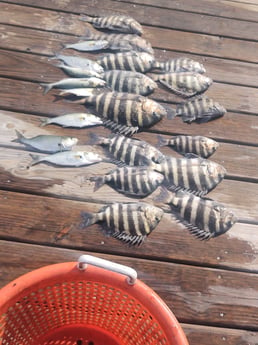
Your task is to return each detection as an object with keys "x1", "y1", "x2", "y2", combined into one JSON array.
[
  {"x1": 12, "y1": 129, "x2": 24, "y2": 143},
  {"x1": 164, "y1": 104, "x2": 177, "y2": 120},
  {"x1": 27, "y1": 153, "x2": 41, "y2": 168},
  {"x1": 80, "y1": 211, "x2": 98, "y2": 229},
  {"x1": 154, "y1": 186, "x2": 173, "y2": 204},
  {"x1": 156, "y1": 134, "x2": 167, "y2": 147},
  {"x1": 89, "y1": 176, "x2": 105, "y2": 192},
  {"x1": 40, "y1": 82, "x2": 52, "y2": 95},
  {"x1": 79, "y1": 14, "x2": 94, "y2": 23},
  {"x1": 87, "y1": 132, "x2": 104, "y2": 146},
  {"x1": 39, "y1": 118, "x2": 49, "y2": 127},
  {"x1": 83, "y1": 27, "x2": 94, "y2": 38}
]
